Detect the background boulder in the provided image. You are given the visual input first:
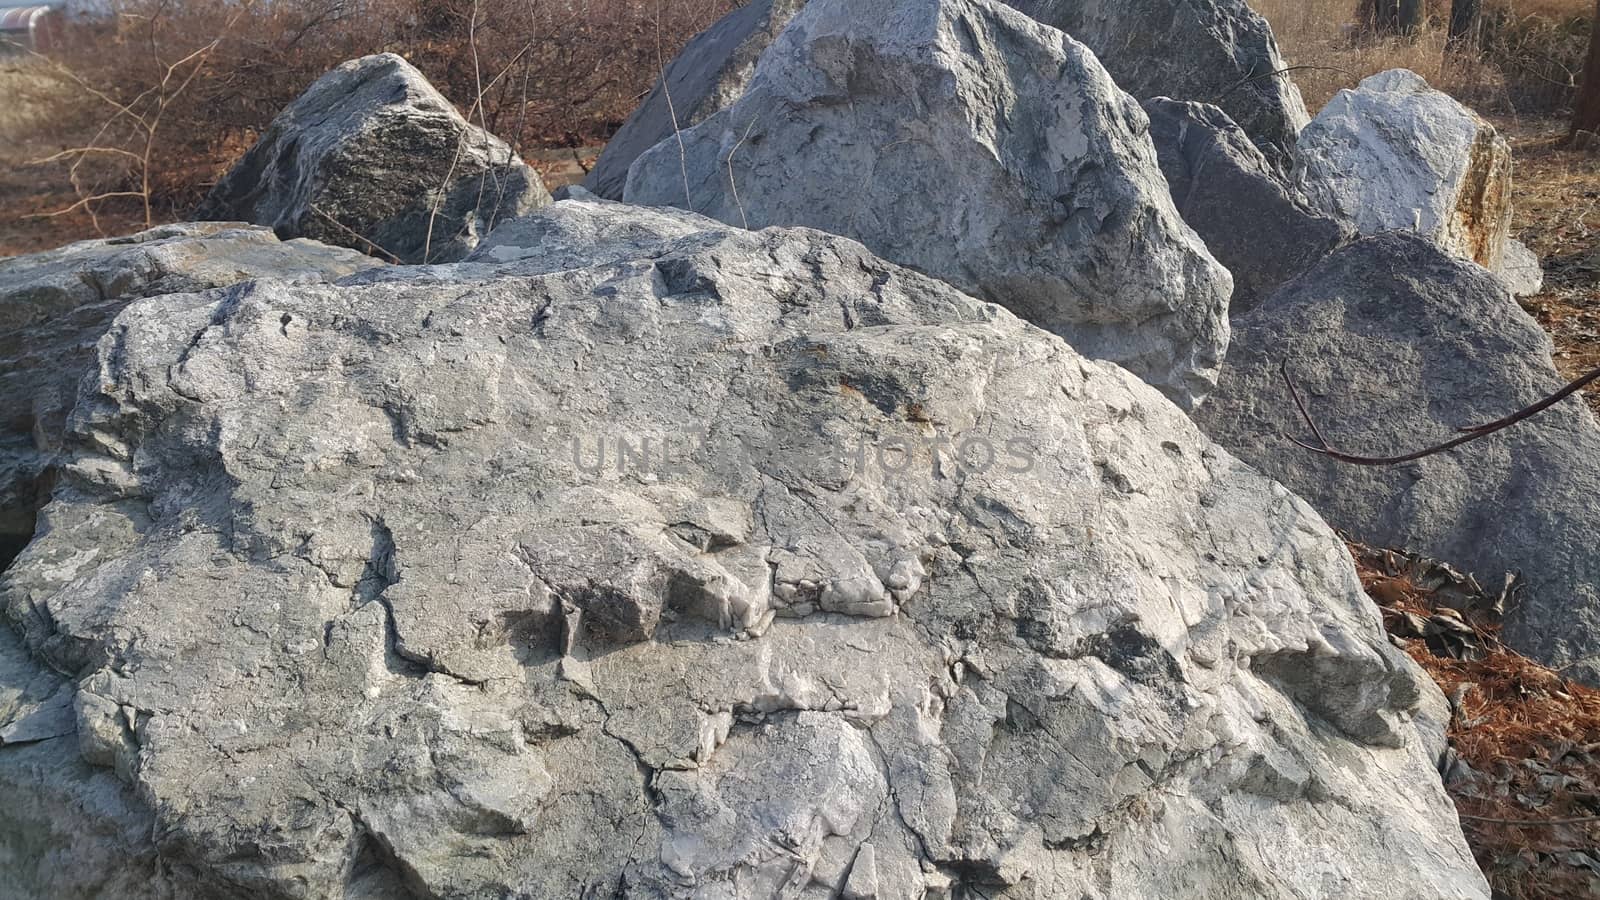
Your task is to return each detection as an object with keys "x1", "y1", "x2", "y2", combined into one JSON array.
[
  {"x1": 194, "y1": 53, "x2": 551, "y2": 265},
  {"x1": 1002, "y1": 0, "x2": 1311, "y2": 170},
  {"x1": 0, "y1": 222, "x2": 380, "y2": 573},
  {"x1": 1196, "y1": 233, "x2": 1600, "y2": 684},
  {"x1": 0, "y1": 199, "x2": 1488, "y2": 898},
  {"x1": 1294, "y1": 70, "x2": 1534, "y2": 291},
  {"x1": 1143, "y1": 97, "x2": 1348, "y2": 313},
  {"x1": 583, "y1": 0, "x2": 809, "y2": 200},
  {"x1": 625, "y1": 0, "x2": 1232, "y2": 410}
]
